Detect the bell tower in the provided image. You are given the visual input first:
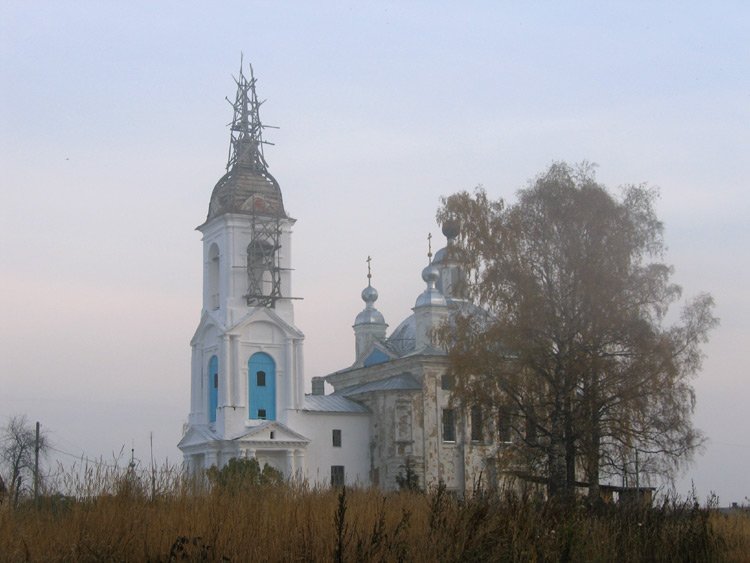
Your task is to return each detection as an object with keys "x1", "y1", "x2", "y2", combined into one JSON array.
[{"x1": 181, "y1": 60, "x2": 305, "y2": 471}]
